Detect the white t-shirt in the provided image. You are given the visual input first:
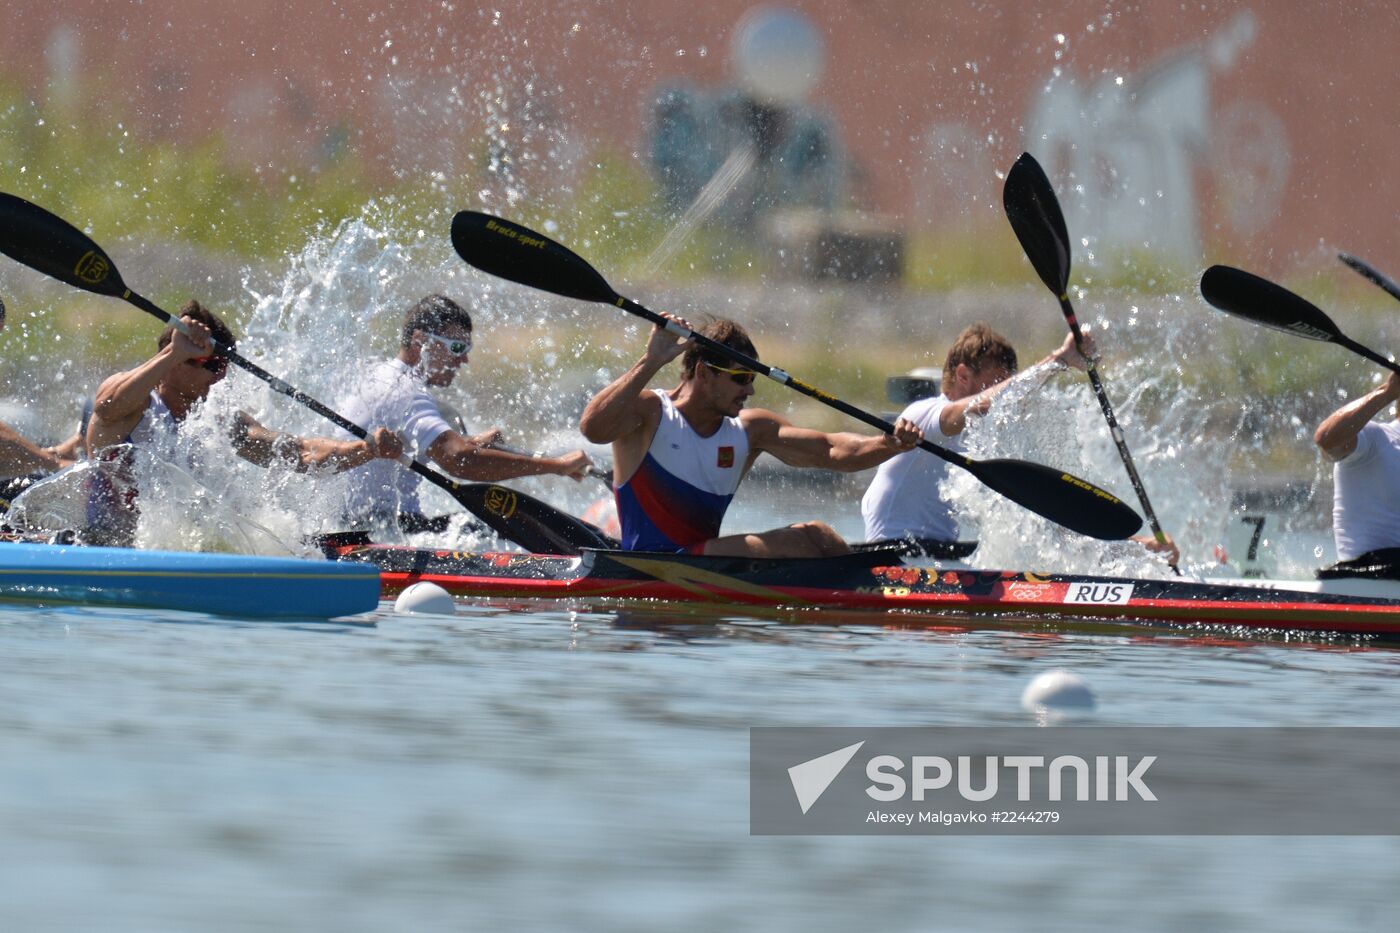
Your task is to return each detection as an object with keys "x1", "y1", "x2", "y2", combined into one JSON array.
[
  {"x1": 339, "y1": 358, "x2": 453, "y2": 523},
  {"x1": 1332, "y1": 419, "x2": 1400, "y2": 561},
  {"x1": 861, "y1": 394, "x2": 962, "y2": 542}
]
